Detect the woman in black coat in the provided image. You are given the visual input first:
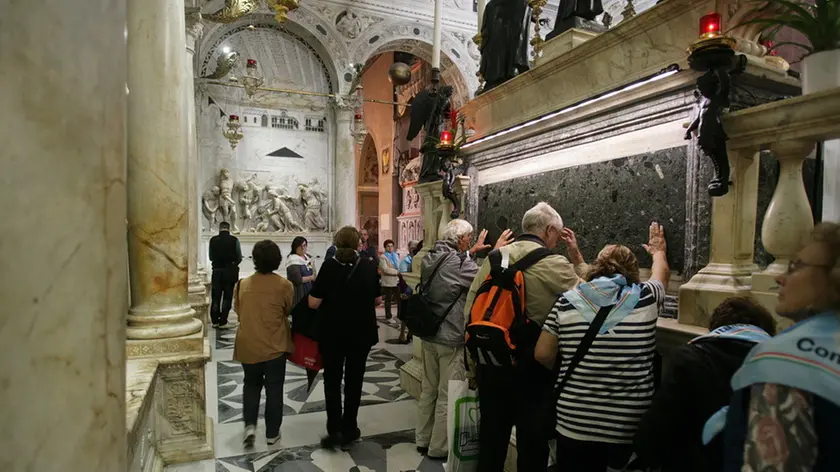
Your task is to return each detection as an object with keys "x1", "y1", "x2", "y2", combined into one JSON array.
[{"x1": 308, "y1": 226, "x2": 382, "y2": 448}]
